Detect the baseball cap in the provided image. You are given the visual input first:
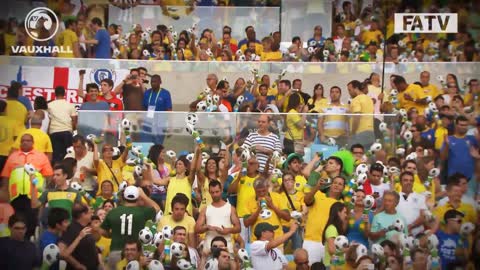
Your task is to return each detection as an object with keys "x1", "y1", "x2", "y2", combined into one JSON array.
[
  {"x1": 123, "y1": 186, "x2": 139, "y2": 201},
  {"x1": 254, "y1": 223, "x2": 279, "y2": 239},
  {"x1": 283, "y1": 153, "x2": 303, "y2": 169},
  {"x1": 443, "y1": 209, "x2": 464, "y2": 222}
]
